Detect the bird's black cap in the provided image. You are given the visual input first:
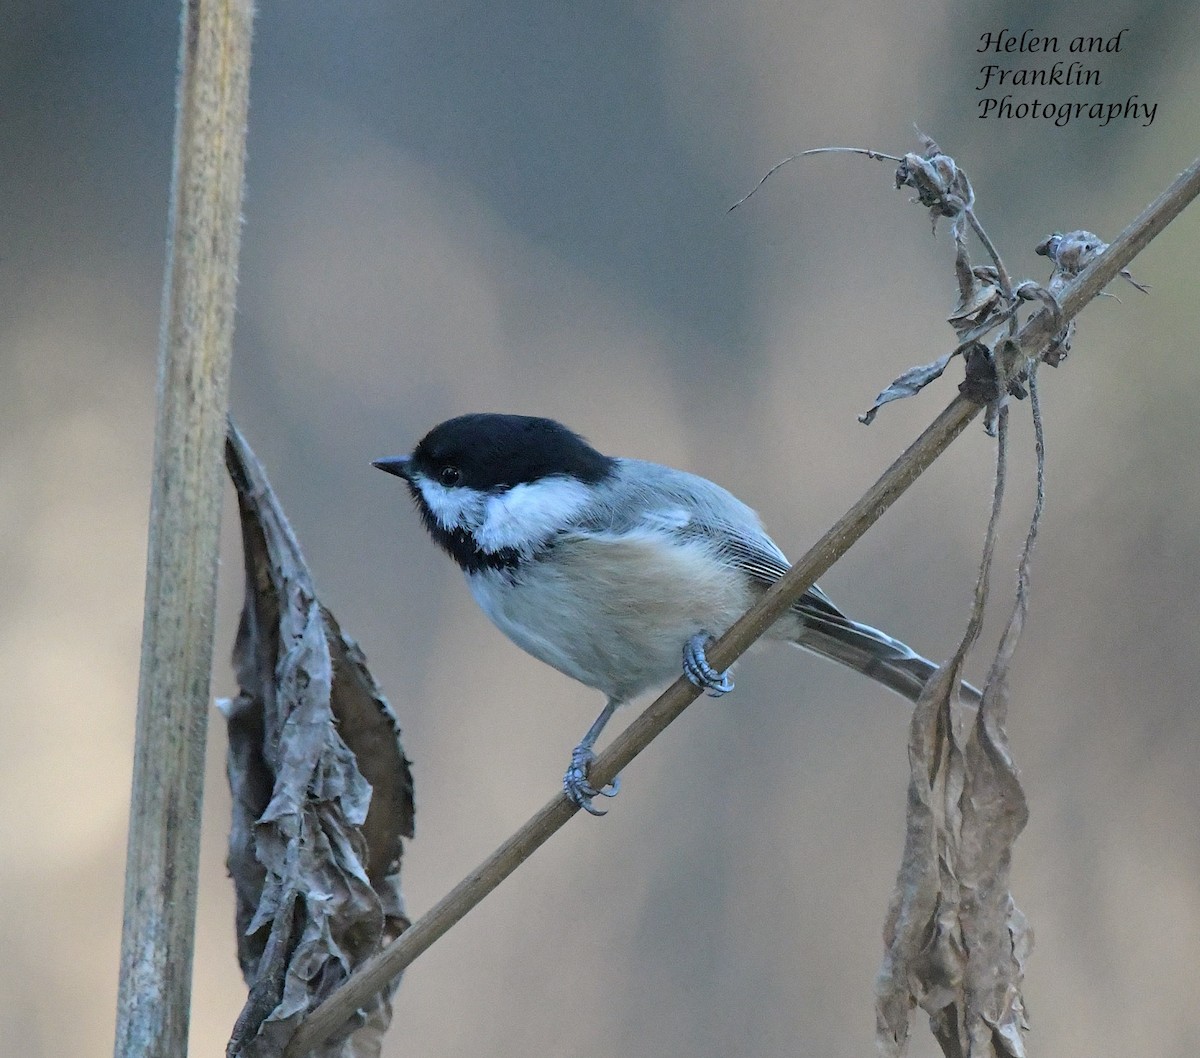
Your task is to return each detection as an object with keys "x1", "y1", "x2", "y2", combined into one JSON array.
[{"x1": 397, "y1": 413, "x2": 615, "y2": 491}]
